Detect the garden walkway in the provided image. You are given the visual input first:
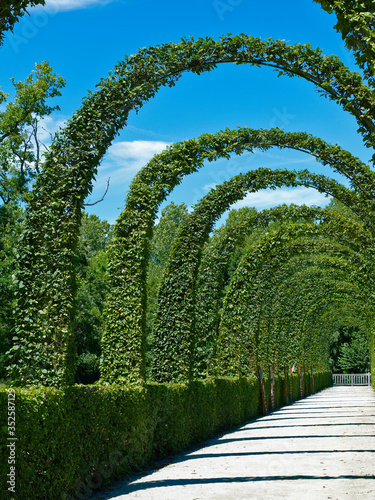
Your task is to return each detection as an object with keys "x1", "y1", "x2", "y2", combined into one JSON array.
[{"x1": 93, "y1": 386, "x2": 375, "y2": 499}]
